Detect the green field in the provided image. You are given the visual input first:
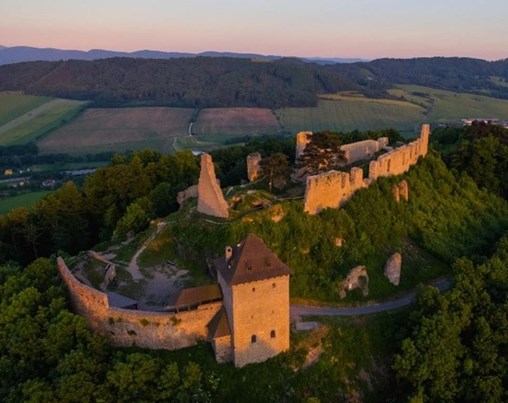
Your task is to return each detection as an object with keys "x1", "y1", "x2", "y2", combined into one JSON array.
[
  {"x1": 0, "y1": 92, "x2": 52, "y2": 126},
  {"x1": 0, "y1": 92, "x2": 86, "y2": 146},
  {"x1": 0, "y1": 190, "x2": 51, "y2": 215},
  {"x1": 390, "y1": 85, "x2": 508, "y2": 123},
  {"x1": 276, "y1": 98, "x2": 425, "y2": 138}
]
